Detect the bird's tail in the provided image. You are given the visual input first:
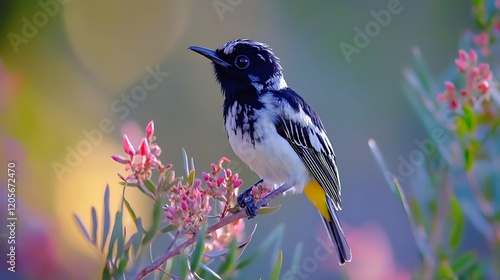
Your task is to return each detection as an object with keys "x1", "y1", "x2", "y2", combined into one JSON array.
[{"x1": 322, "y1": 197, "x2": 352, "y2": 265}]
